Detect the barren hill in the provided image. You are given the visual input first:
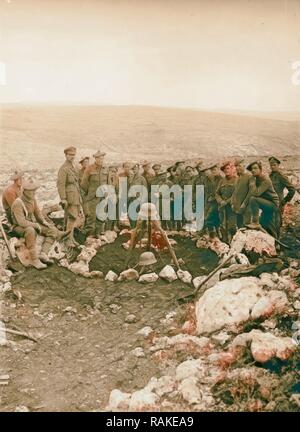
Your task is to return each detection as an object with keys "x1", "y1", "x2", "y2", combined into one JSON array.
[{"x1": 0, "y1": 104, "x2": 299, "y2": 170}]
